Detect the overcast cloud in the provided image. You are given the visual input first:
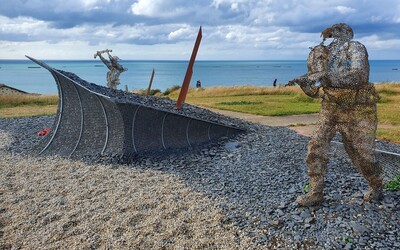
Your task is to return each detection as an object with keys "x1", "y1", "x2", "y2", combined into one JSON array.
[{"x1": 1, "y1": 0, "x2": 399, "y2": 59}]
